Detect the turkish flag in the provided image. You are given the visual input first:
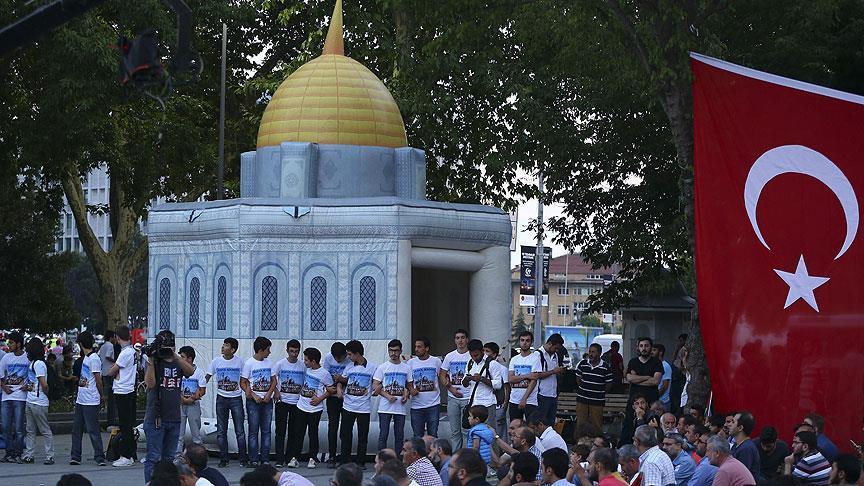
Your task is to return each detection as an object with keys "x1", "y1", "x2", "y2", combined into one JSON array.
[{"x1": 692, "y1": 53, "x2": 864, "y2": 448}]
